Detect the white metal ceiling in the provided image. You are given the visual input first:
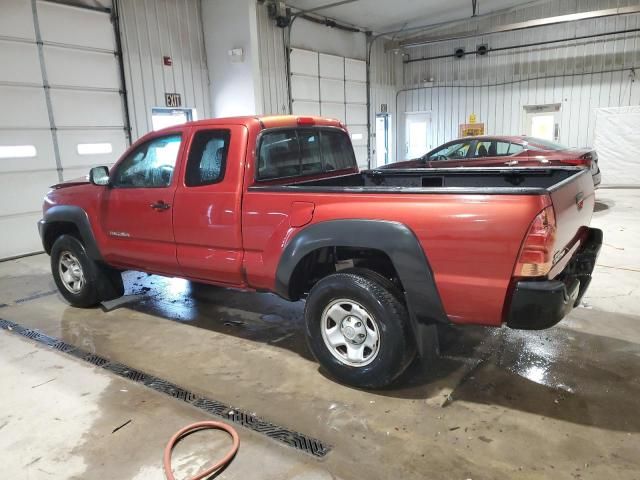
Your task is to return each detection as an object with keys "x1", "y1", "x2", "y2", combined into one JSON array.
[{"x1": 285, "y1": 0, "x2": 535, "y2": 32}]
